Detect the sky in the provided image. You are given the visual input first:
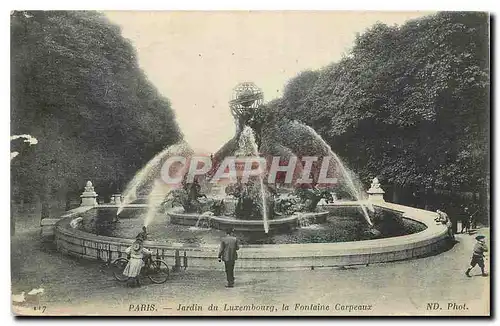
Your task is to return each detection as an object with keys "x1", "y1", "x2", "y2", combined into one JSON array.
[{"x1": 104, "y1": 11, "x2": 434, "y2": 153}]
